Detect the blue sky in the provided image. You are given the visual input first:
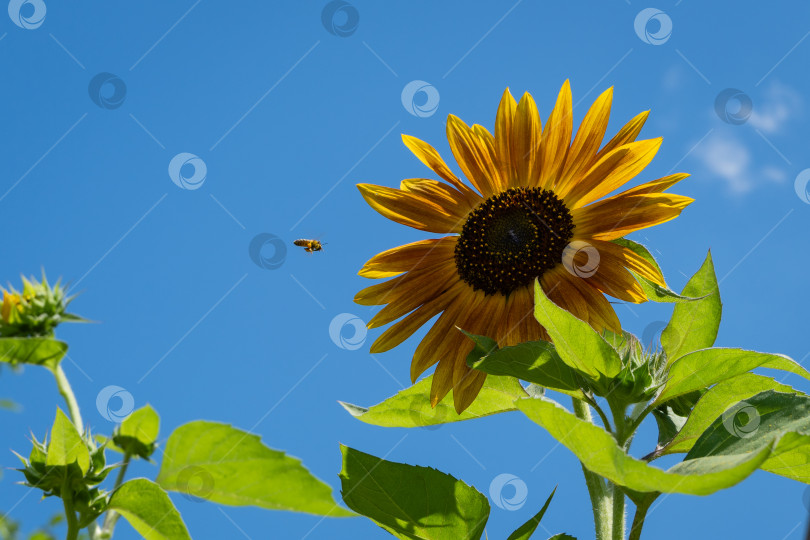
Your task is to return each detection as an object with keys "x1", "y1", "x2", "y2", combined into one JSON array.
[{"x1": 3, "y1": 1, "x2": 810, "y2": 538}]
